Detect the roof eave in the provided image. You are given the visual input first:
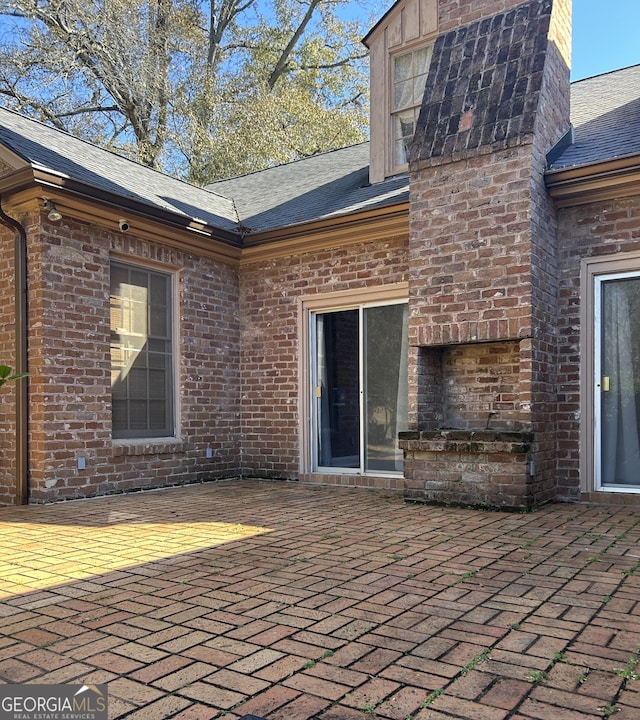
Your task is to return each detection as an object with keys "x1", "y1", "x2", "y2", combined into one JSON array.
[
  {"x1": 0, "y1": 166, "x2": 243, "y2": 263},
  {"x1": 239, "y1": 200, "x2": 409, "y2": 265},
  {"x1": 34, "y1": 169, "x2": 242, "y2": 244},
  {"x1": 545, "y1": 154, "x2": 640, "y2": 207}
]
